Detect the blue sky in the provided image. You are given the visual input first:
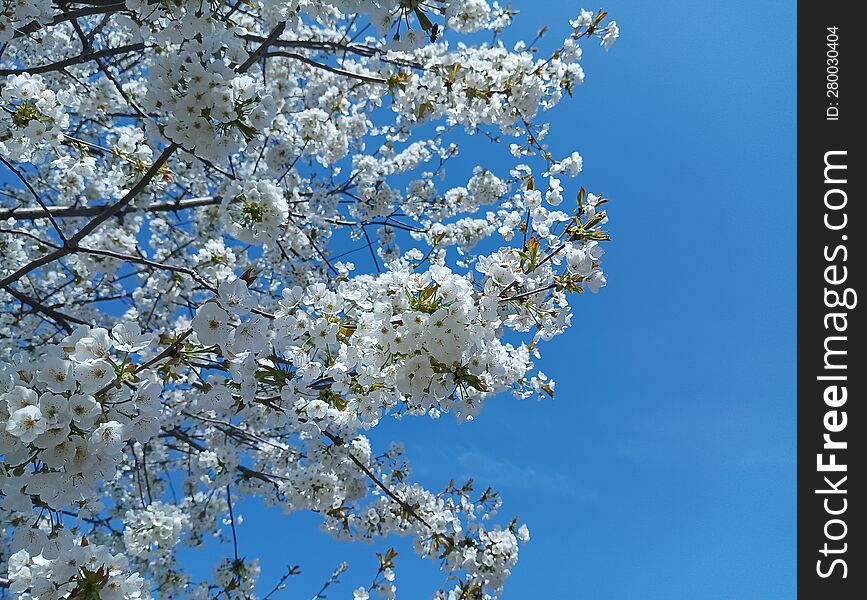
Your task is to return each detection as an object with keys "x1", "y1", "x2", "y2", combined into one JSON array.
[
  {"x1": 215, "y1": 1, "x2": 797, "y2": 598},
  {"x1": 2, "y1": 1, "x2": 797, "y2": 597}
]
